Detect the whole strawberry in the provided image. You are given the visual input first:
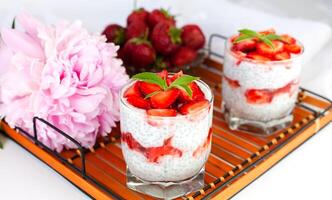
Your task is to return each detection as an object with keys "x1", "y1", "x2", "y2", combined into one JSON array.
[
  {"x1": 127, "y1": 8, "x2": 149, "y2": 25},
  {"x1": 151, "y1": 22, "x2": 182, "y2": 55},
  {"x1": 125, "y1": 20, "x2": 149, "y2": 41},
  {"x1": 181, "y1": 25, "x2": 205, "y2": 50},
  {"x1": 123, "y1": 37, "x2": 156, "y2": 68},
  {"x1": 148, "y1": 8, "x2": 176, "y2": 29},
  {"x1": 170, "y1": 47, "x2": 197, "y2": 66},
  {"x1": 102, "y1": 24, "x2": 125, "y2": 45}
]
